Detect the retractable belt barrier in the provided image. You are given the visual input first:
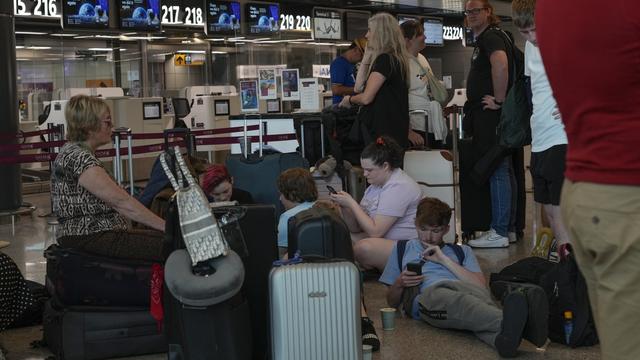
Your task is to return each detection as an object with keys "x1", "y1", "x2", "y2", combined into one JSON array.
[
  {"x1": 0, "y1": 128, "x2": 60, "y2": 141},
  {"x1": 0, "y1": 124, "x2": 295, "y2": 165}
]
